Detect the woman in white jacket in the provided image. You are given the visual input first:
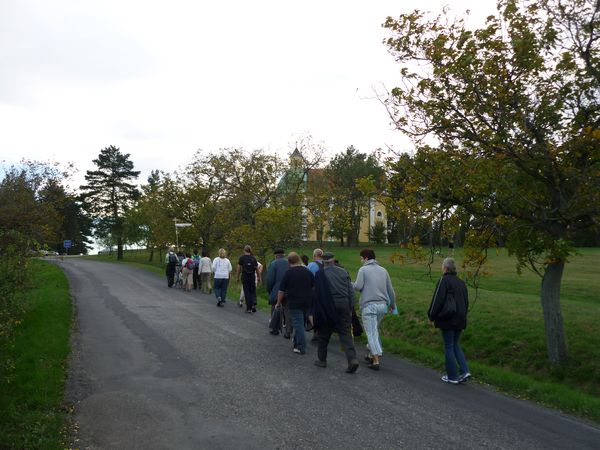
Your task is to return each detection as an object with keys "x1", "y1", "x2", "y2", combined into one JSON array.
[{"x1": 212, "y1": 248, "x2": 232, "y2": 307}]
